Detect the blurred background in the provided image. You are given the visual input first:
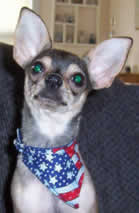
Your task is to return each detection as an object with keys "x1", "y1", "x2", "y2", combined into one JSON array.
[{"x1": 0, "y1": 0, "x2": 139, "y2": 83}]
